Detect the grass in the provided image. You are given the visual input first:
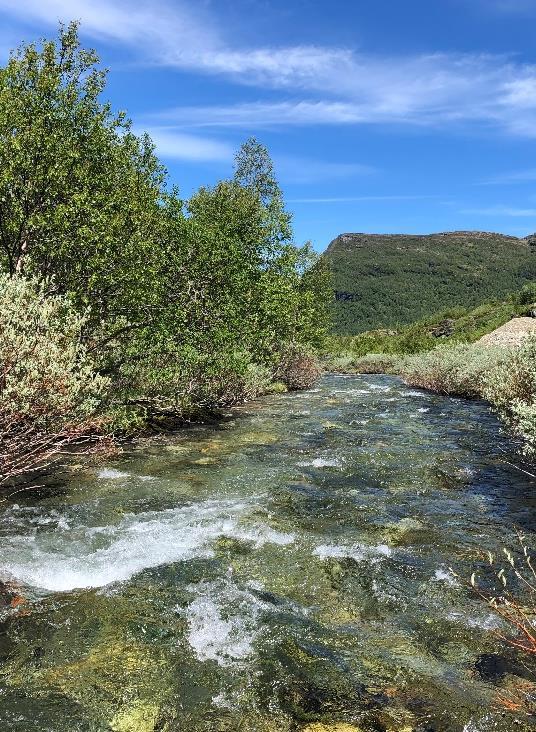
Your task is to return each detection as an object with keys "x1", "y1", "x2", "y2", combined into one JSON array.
[{"x1": 324, "y1": 291, "x2": 531, "y2": 366}]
